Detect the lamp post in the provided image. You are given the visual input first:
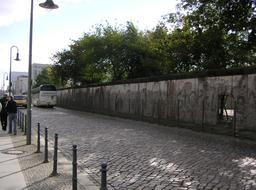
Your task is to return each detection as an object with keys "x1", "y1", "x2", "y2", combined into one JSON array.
[
  {"x1": 9, "y1": 46, "x2": 20, "y2": 96},
  {"x1": 27, "y1": 0, "x2": 58, "y2": 145}
]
